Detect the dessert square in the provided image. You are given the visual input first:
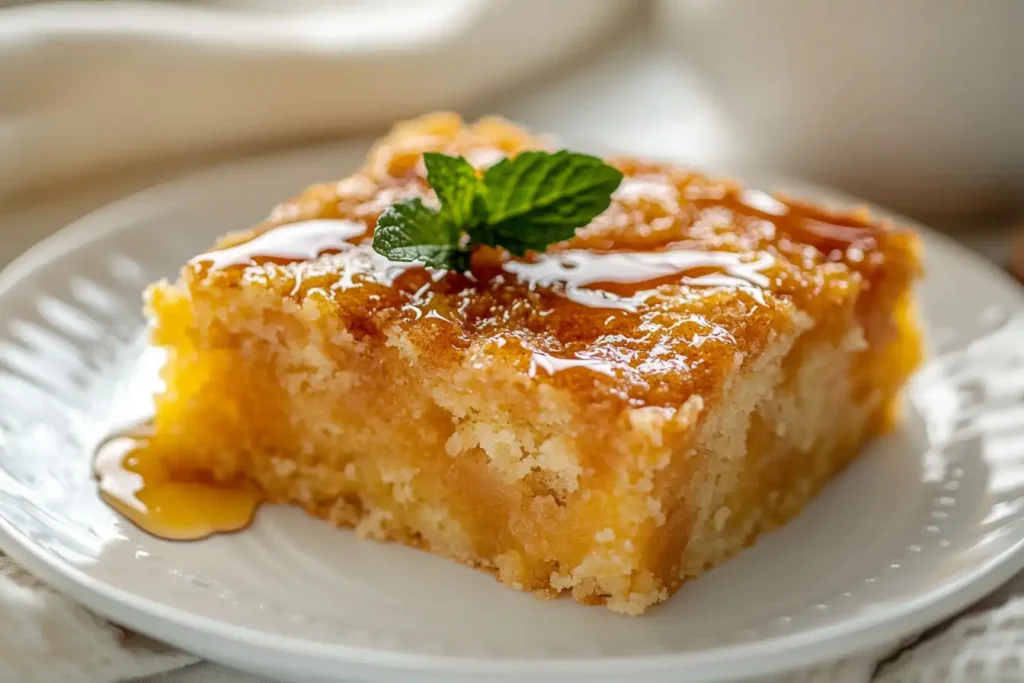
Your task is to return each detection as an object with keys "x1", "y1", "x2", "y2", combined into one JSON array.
[{"x1": 140, "y1": 113, "x2": 922, "y2": 614}]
